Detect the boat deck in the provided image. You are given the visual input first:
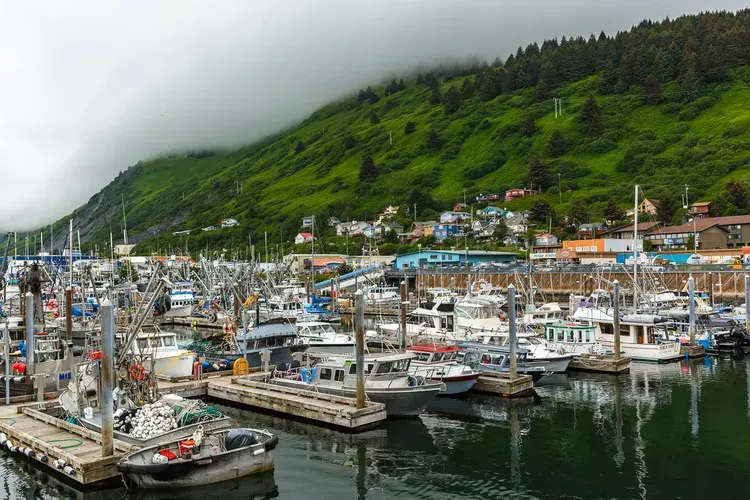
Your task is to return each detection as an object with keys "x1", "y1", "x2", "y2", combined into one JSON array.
[{"x1": 0, "y1": 401, "x2": 136, "y2": 485}]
